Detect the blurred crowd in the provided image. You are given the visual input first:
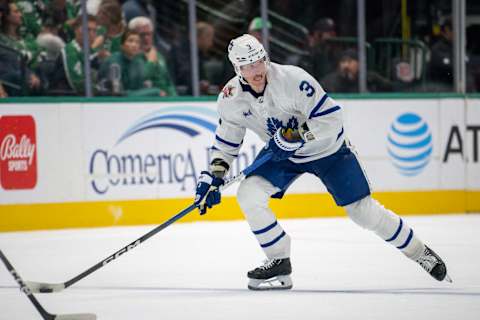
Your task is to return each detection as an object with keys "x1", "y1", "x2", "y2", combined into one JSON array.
[
  {"x1": 0, "y1": 0, "x2": 177, "y2": 97},
  {"x1": 0, "y1": 0, "x2": 478, "y2": 98}
]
